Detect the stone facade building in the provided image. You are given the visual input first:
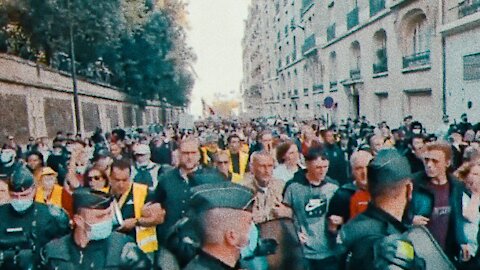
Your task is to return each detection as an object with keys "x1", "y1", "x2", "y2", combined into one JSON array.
[{"x1": 242, "y1": 0, "x2": 480, "y2": 130}]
